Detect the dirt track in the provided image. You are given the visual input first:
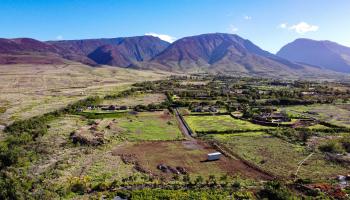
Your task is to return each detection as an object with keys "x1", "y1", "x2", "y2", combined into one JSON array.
[{"x1": 174, "y1": 108, "x2": 194, "y2": 140}]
